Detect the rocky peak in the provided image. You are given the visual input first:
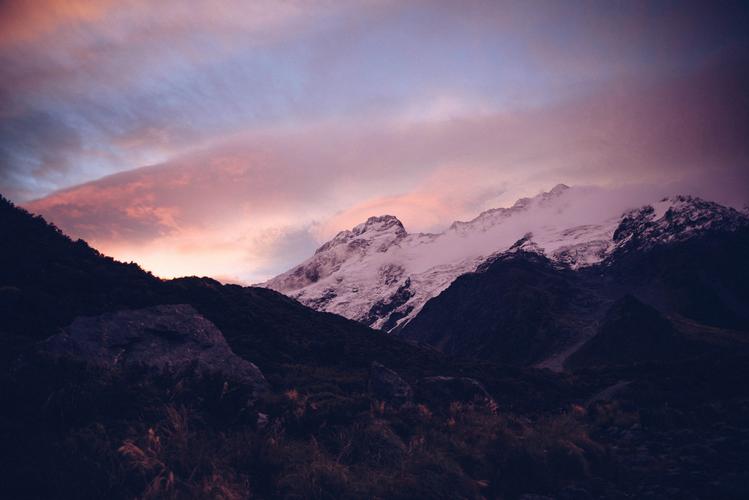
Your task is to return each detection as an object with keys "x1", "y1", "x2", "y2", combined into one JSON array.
[
  {"x1": 476, "y1": 245, "x2": 552, "y2": 274},
  {"x1": 549, "y1": 183, "x2": 571, "y2": 195},
  {"x1": 353, "y1": 215, "x2": 406, "y2": 237},
  {"x1": 315, "y1": 215, "x2": 406, "y2": 256},
  {"x1": 508, "y1": 232, "x2": 538, "y2": 251},
  {"x1": 613, "y1": 195, "x2": 749, "y2": 251}
]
